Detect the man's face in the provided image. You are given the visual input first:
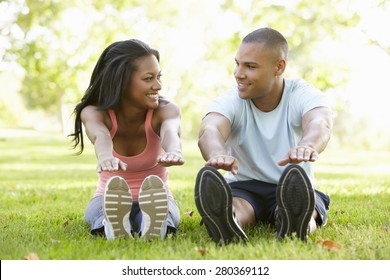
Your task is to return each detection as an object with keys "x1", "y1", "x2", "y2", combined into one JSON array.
[{"x1": 234, "y1": 42, "x2": 279, "y2": 100}]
